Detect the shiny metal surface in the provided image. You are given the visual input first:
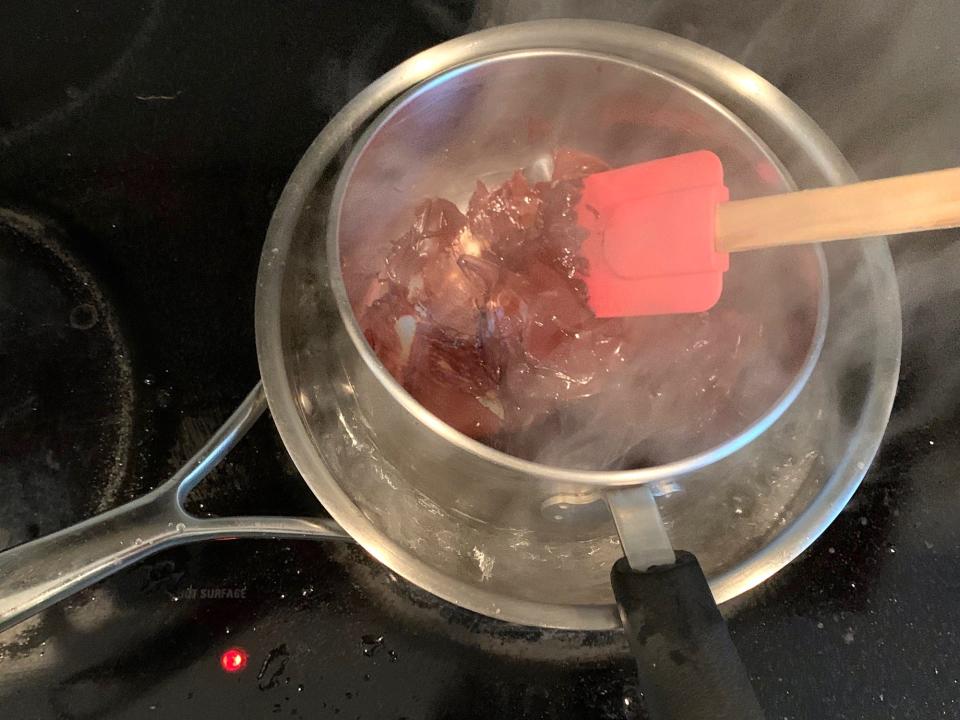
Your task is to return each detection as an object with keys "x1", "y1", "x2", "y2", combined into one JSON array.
[
  {"x1": 607, "y1": 487, "x2": 676, "y2": 570},
  {"x1": 256, "y1": 20, "x2": 901, "y2": 629},
  {"x1": 330, "y1": 50, "x2": 827, "y2": 482},
  {"x1": 0, "y1": 384, "x2": 350, "y2": 633}
]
